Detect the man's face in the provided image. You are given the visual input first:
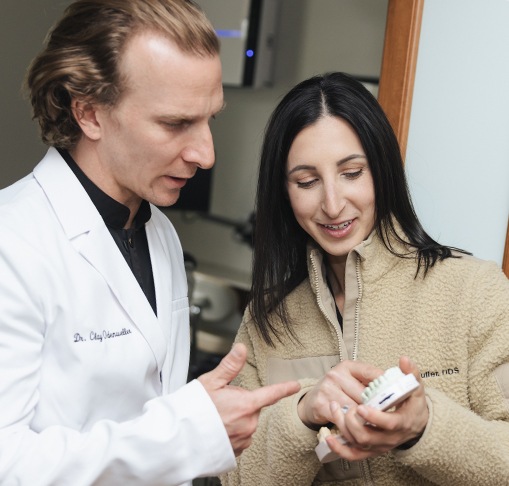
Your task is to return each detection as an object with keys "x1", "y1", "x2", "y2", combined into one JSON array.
[{"x1": 78, "y1": 31, "x2": 224, "y2": 213}]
